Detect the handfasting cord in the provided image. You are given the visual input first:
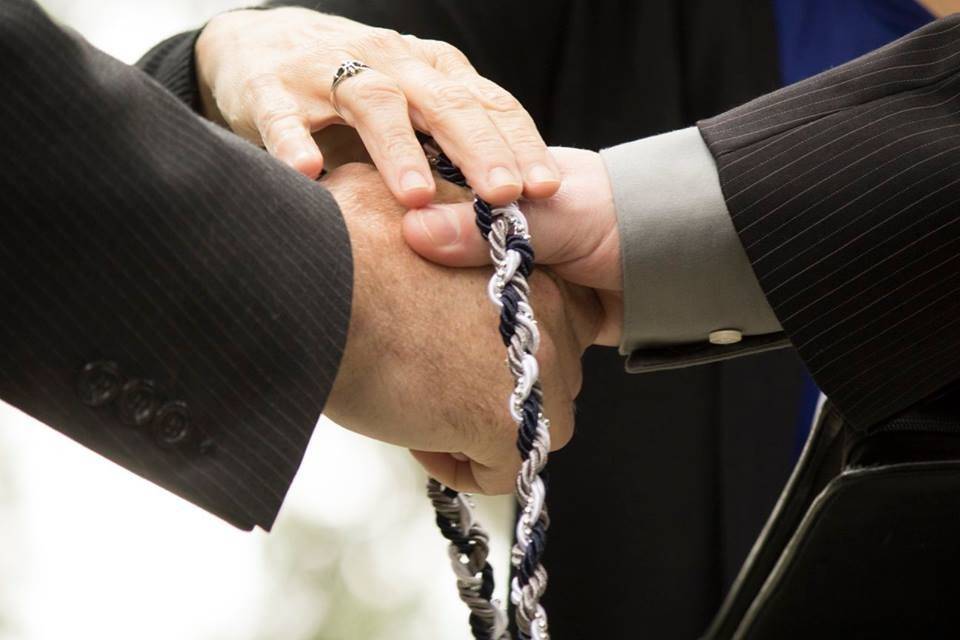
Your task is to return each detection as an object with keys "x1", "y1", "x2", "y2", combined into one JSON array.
[{"x1": 423, "y1": 139, "x2": 552, "y2": 640}]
